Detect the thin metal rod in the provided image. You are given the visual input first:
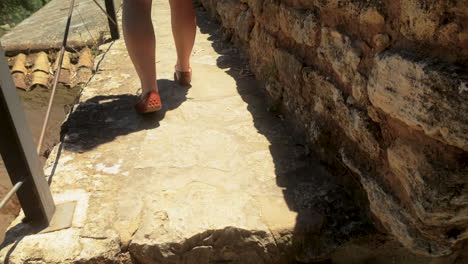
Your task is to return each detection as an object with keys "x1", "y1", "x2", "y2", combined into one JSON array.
[
  {"x1": 0, "y1": 181, "x2": 23, "y2": 209},
  {"x1": 37, "y1": 0, "x2": 76, "y2": 155},
  {"x1": 92, "y1": 0, "x2": 118, "y2": 26}
]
